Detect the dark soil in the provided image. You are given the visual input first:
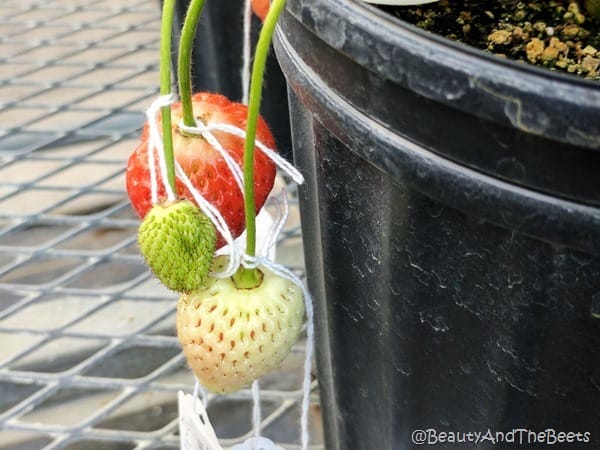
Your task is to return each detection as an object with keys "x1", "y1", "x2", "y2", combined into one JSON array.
[{"x1": 381, "y1": 0, "x2": 600, "y2": 80}]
